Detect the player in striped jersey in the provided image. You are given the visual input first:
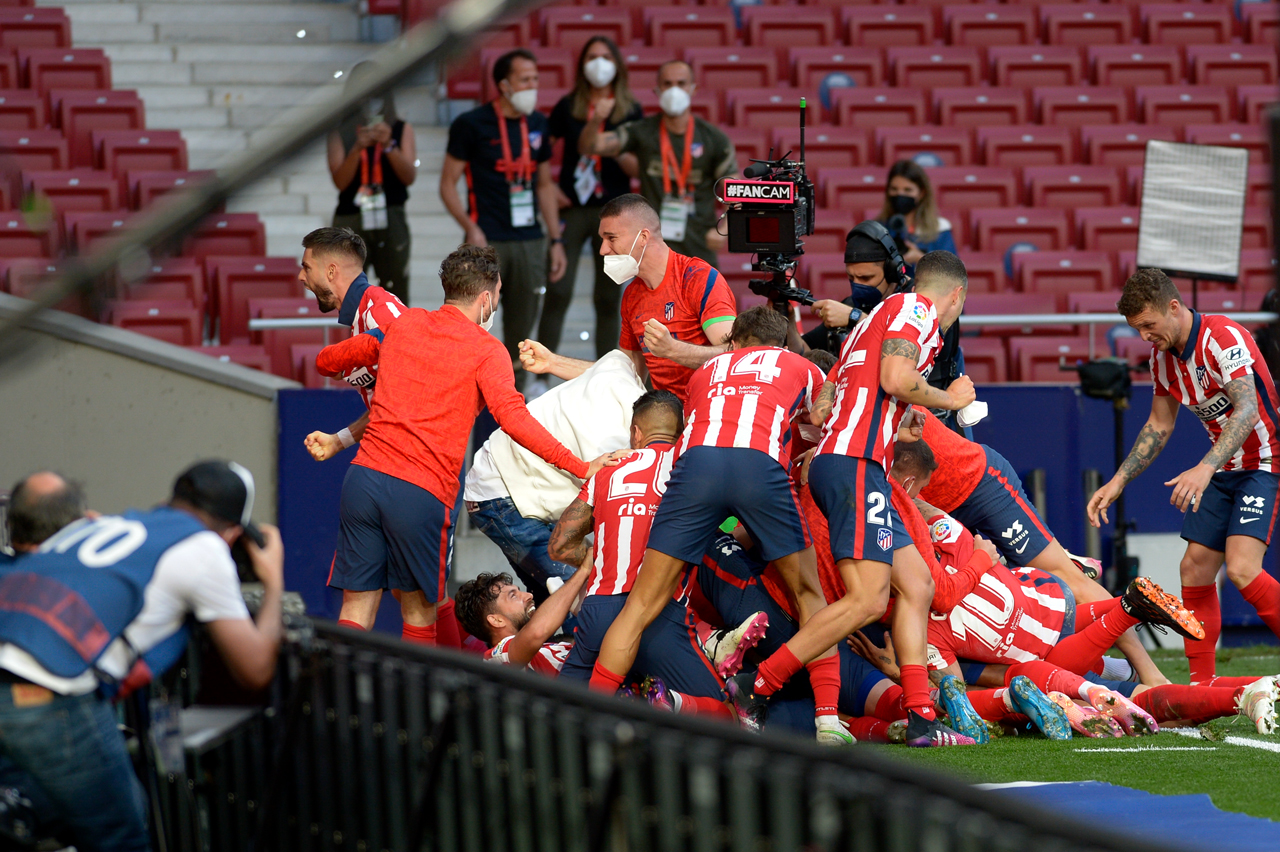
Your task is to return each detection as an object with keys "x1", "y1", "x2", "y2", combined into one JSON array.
[
  {"x1": 456, "y1": 566, "x2": 591, "y2": 676},
  {"x1": 1089, "y1": 269, "x2": 1280, "y2": 682}
]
